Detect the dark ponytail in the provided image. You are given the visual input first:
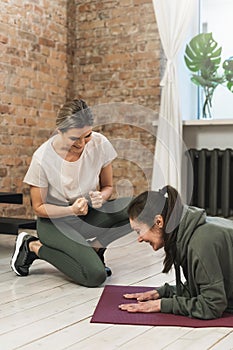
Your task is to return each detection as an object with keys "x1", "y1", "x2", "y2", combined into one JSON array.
[{"x1": 160, "y1": 185, "x2": 183, "y2": 273}]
